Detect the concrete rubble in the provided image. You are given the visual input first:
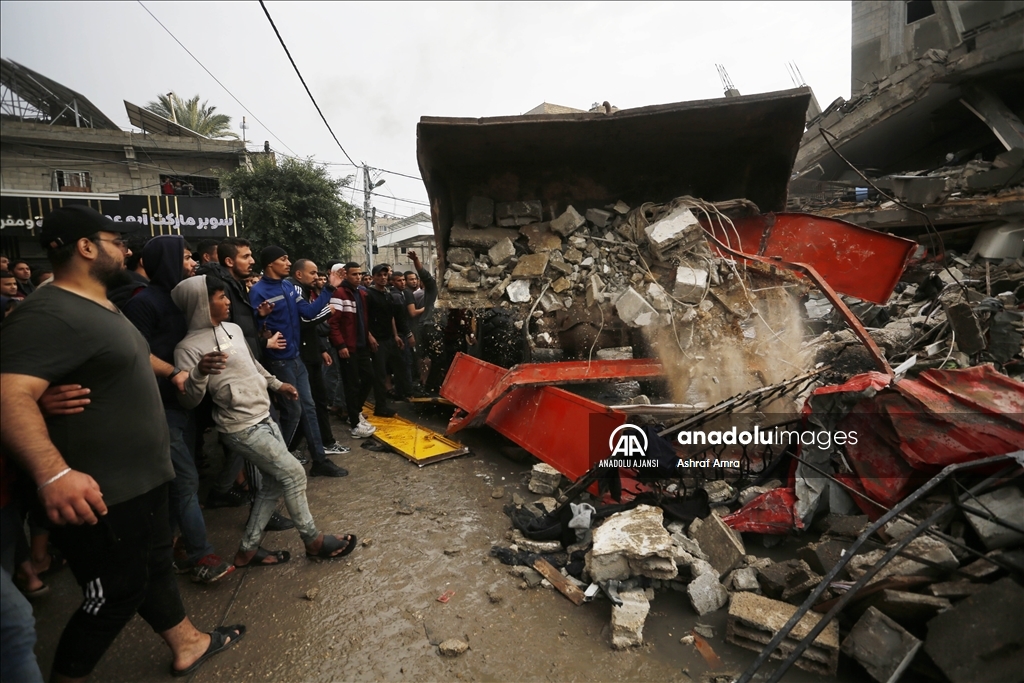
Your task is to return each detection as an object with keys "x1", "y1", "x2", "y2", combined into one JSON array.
[
  {"x1": 841, "y1": 607, "x2": 921, "y2": 683},
  {"x1": 610, "y1": 589, "x2": 650, "y2": 649},
  {"x1": 726, "y1": 592, "x2": 840, "y2": 675},
  {"x1": 584, "y1": 505, "x2": 677, "y2": 583},
  {"x1": 527, "y1": 463, "x2": 562, "y2": 495}
]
